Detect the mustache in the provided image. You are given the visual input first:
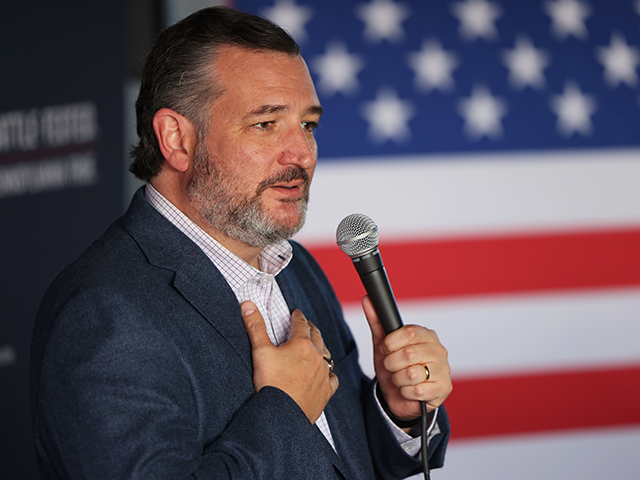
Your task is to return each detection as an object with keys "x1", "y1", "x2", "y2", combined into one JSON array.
[{"x1": 256, "y1": 167, "x2": 310, "y2": 195}]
